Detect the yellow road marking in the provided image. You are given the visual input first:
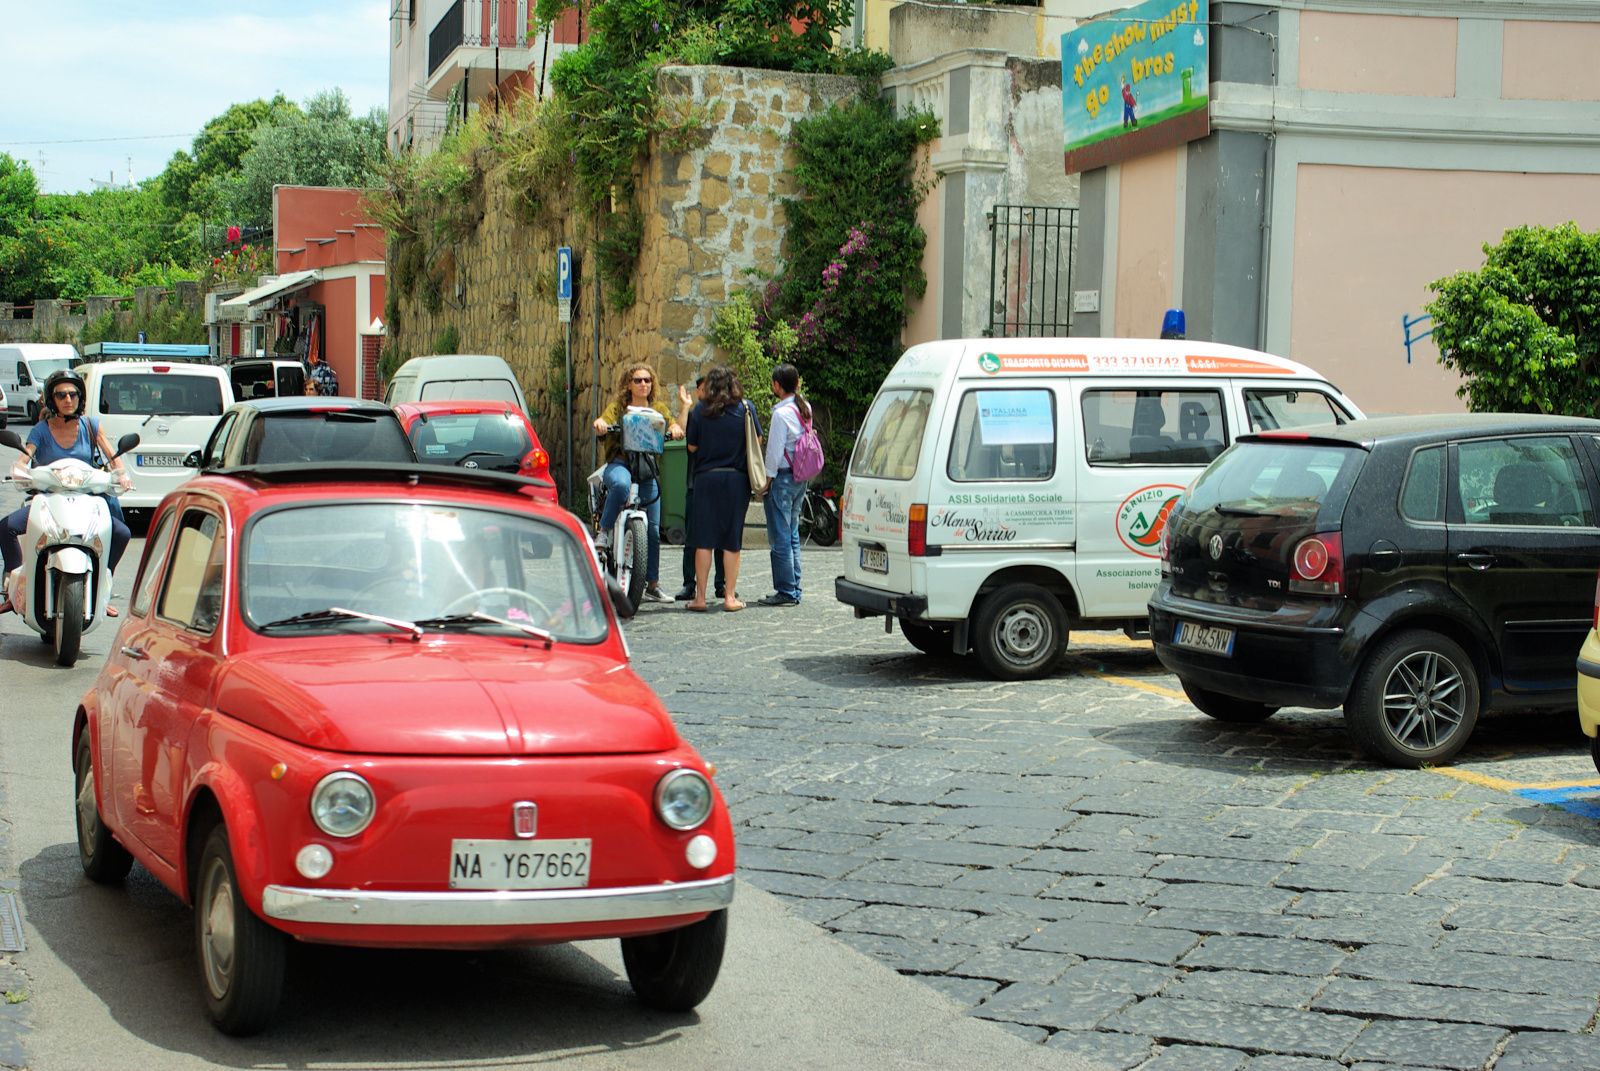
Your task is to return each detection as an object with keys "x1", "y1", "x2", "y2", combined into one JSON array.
[
  {"x1": 1090, "y1": 671, "x2": 1187, "y2": 701},
  {"x1": 1428, "y1": 767, "x2": 1522, "y2": 793}
]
